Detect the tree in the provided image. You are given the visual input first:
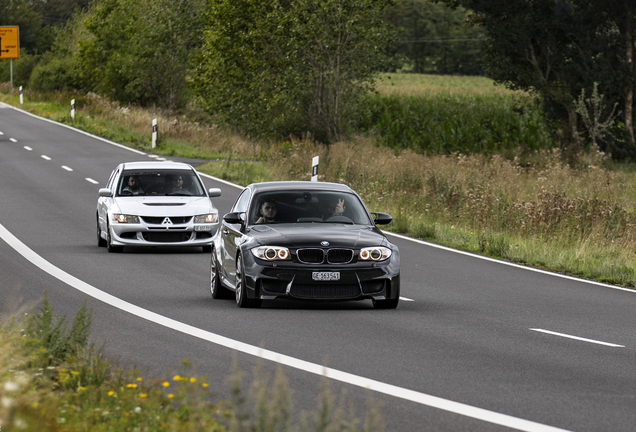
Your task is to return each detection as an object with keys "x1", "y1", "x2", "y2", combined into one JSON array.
[
  {"x1": 384, "y1": 0, "x2": 484, "y2": 75},
  {"x1": 435, "y1": 0, "x2": 635, "y2": 157},
  {"x1": 191, "y1": 0, "x2": 396, "y2": 143},
  {"x1": 76, "y1": 0, "x2": 205, "y2": 110}
]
